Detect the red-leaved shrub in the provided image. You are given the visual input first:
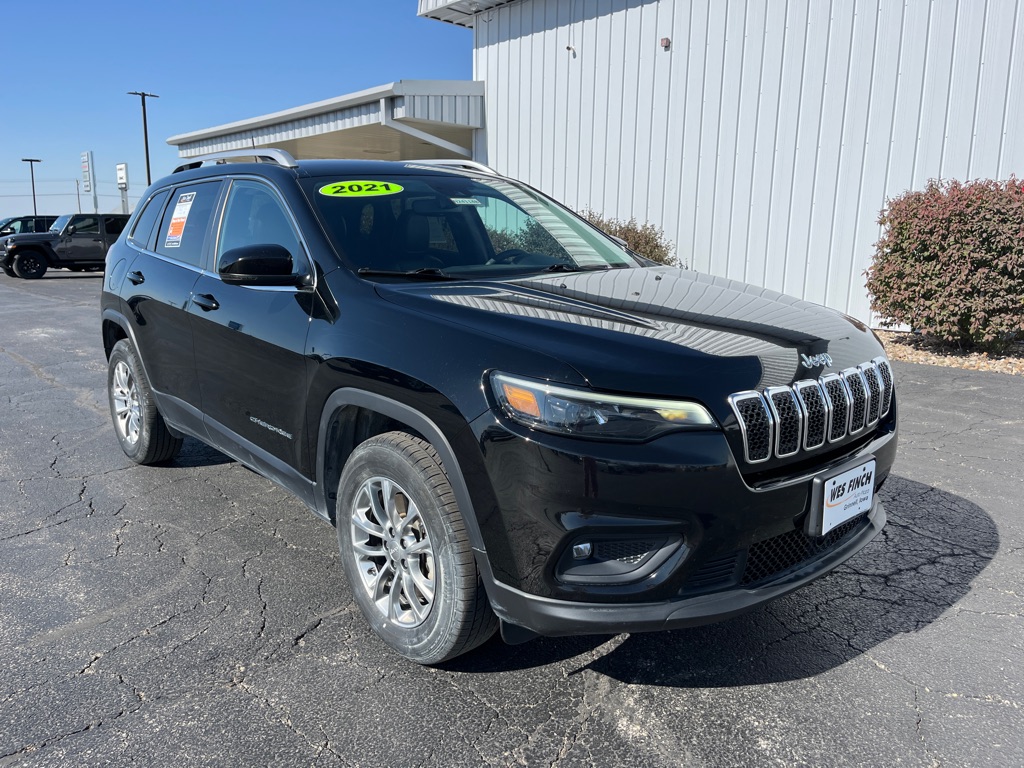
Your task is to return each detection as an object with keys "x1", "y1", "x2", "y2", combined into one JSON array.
[{"x1": 867, "y1": 178, "x2": 1024, "y2": 350}]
